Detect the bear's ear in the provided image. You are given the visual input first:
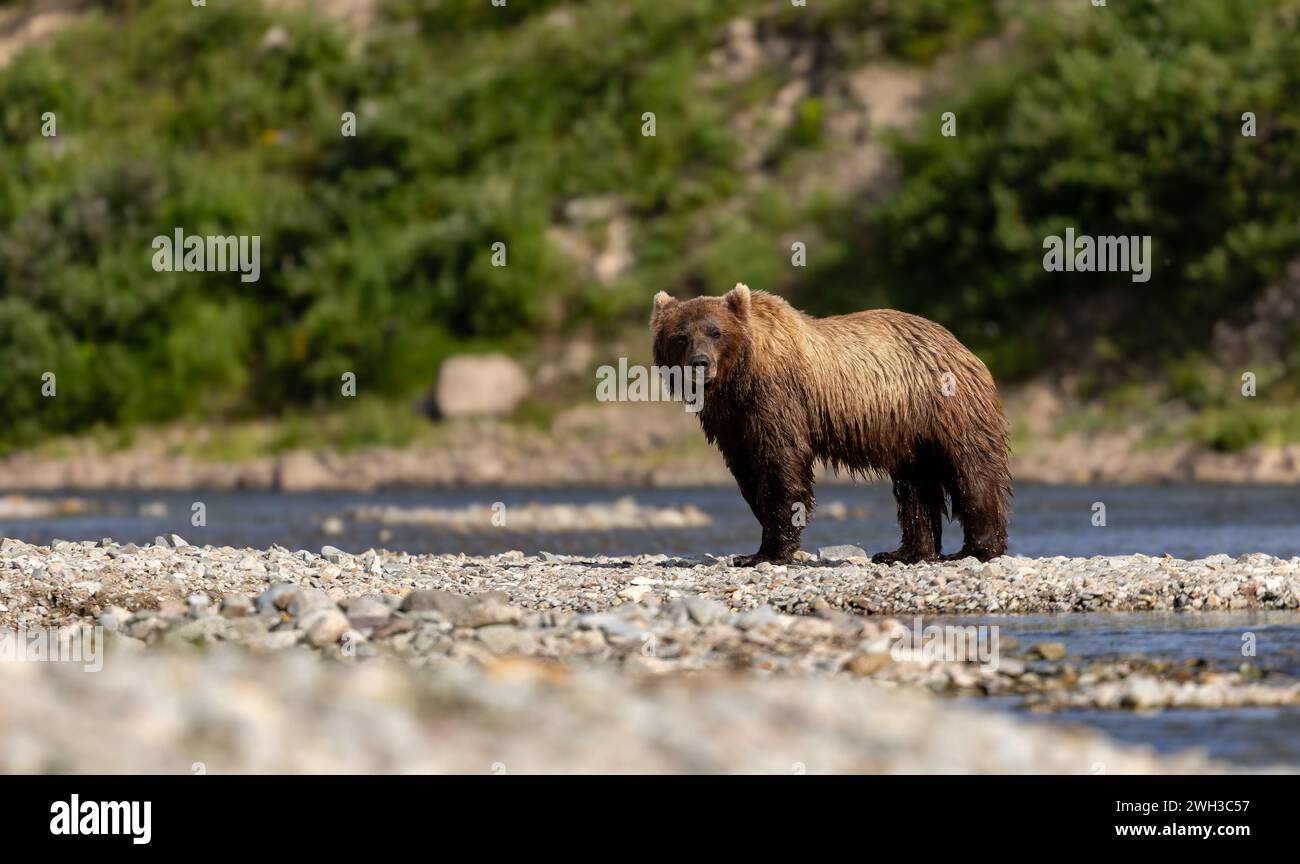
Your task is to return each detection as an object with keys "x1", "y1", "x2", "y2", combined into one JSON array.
[
  {"x1": 651, "y1": 291, "x2": 676, "y2": 324},
  {"x1": 725, "y1": 283, "x2": 751, "y2": 318}
]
